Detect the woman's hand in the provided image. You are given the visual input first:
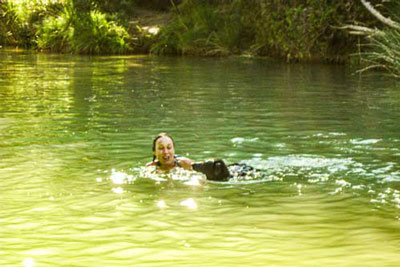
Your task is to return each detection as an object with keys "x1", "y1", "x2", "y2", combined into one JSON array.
[{"x1": 176, "y1": 157, "x2": 193, "y2": 170}]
